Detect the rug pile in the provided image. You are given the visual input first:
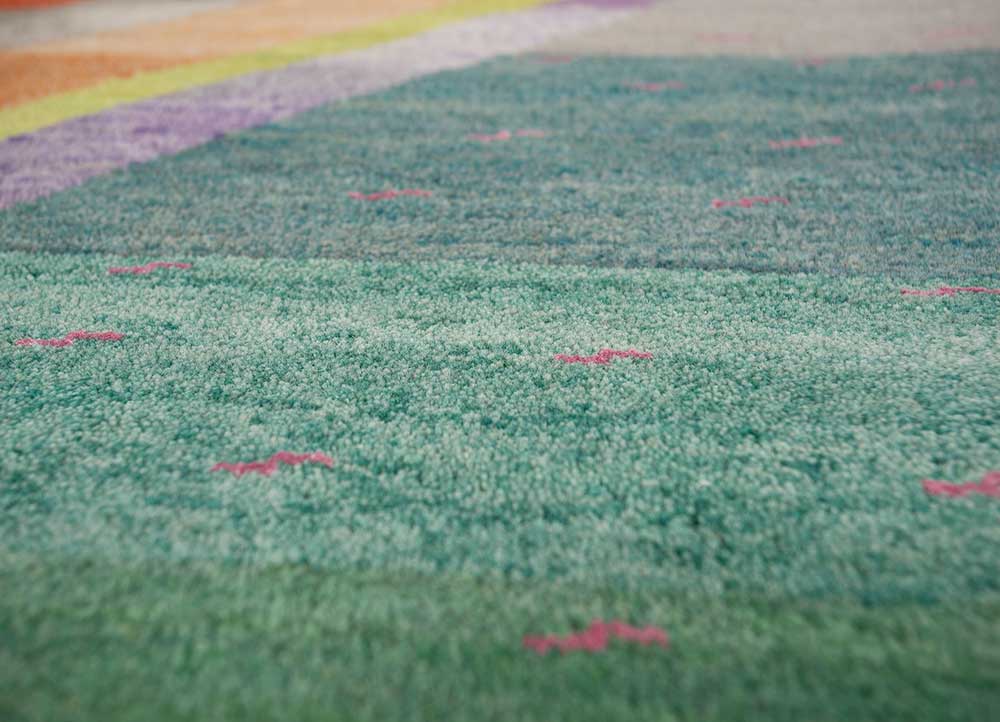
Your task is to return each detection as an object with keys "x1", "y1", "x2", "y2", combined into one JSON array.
[{"x1": 1, "y1": 1, "x2": 998, "y2": 720}]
